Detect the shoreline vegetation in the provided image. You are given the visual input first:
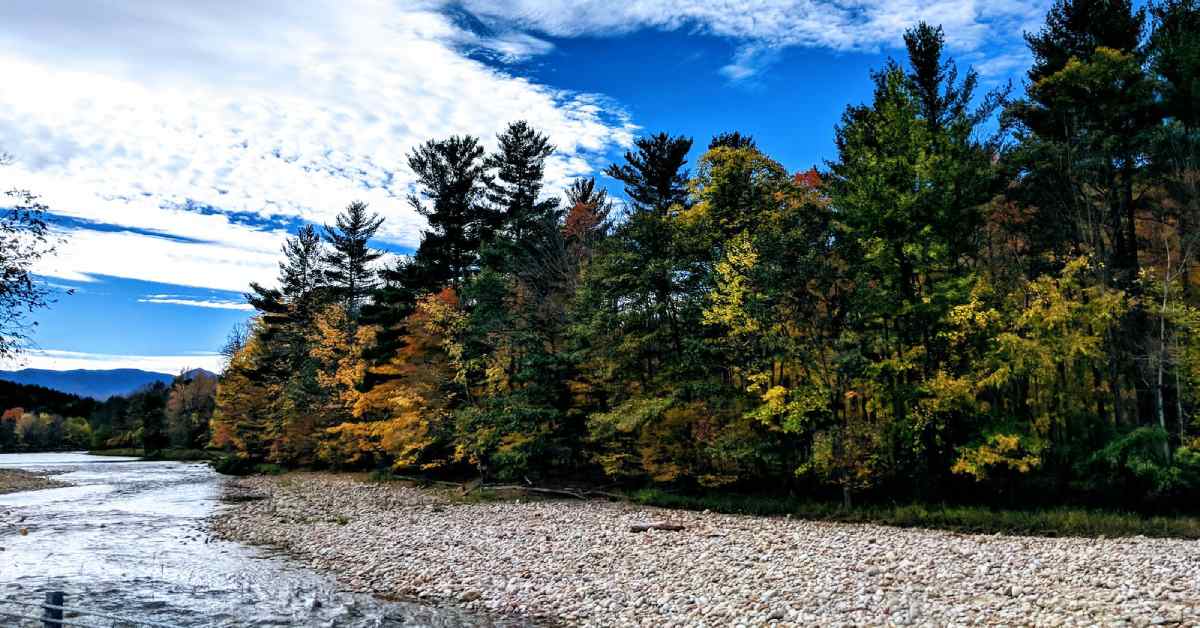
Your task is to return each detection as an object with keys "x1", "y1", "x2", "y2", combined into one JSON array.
[
  {"x1": 627, "y1": 488, "x2": 1200, "y2": 540},
  {"x1": 213, "y1": 473, "x2": 1200, "y2": 626},
  {"x1": 88, "y1": 448, "x2": 216, "y2": 461},
  {"x1": 369, "y1": 471, "x2": 1200, "y2": 540}
]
